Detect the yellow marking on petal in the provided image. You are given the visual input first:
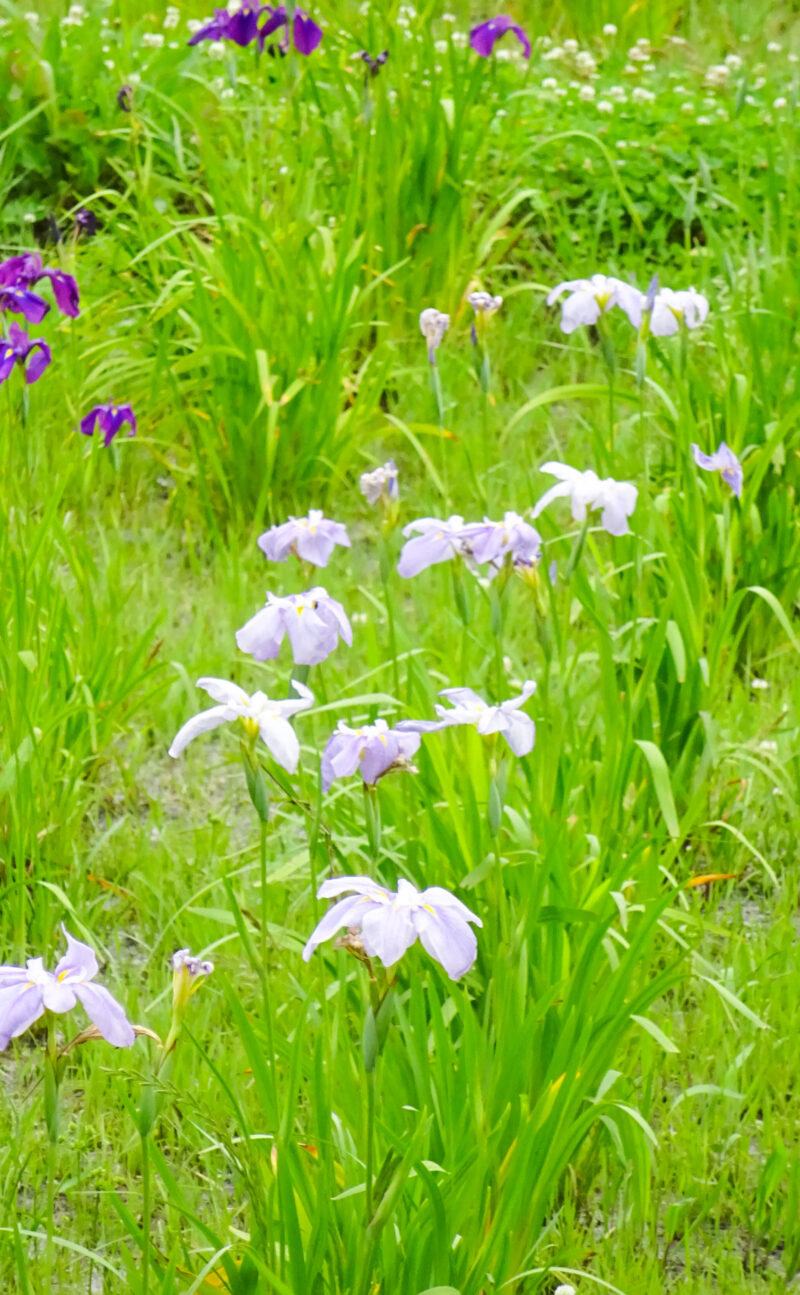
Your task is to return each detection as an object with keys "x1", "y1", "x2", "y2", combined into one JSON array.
[
  {"x1": 422, "y1": 904, "x2": 436, "y2": 915},
  {"x1": 57, "y1": 969, "x2": 71, "y2": 981},
  {"x1": 595, "y1": 291, "x2": 612, "y2": 309}
]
